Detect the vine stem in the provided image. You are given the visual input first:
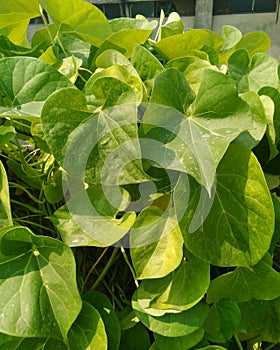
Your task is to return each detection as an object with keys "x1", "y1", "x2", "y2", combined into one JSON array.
[
  {"x1": 234, "y1": 333, "x2": 244, "y2": 350},
  {"x1": 90, "y1": 247, "x2": 119, "y2": 290},
  {"x1": 121, "y1": 246, "x2": 139, "y2": 288},
  {"x1": 84, "y1": 247, "x2": 109, "y2": 286},
  {"x1": 39, "y1": 5, "x2": 55, "y2": 46}
]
